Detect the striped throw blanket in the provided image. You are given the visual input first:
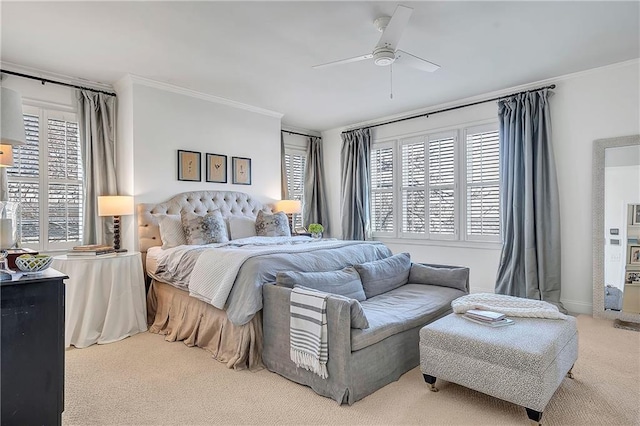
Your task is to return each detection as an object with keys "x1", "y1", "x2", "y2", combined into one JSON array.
[{"x1": 290, "y1": 287, "x2": 329, "y2": 379}]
